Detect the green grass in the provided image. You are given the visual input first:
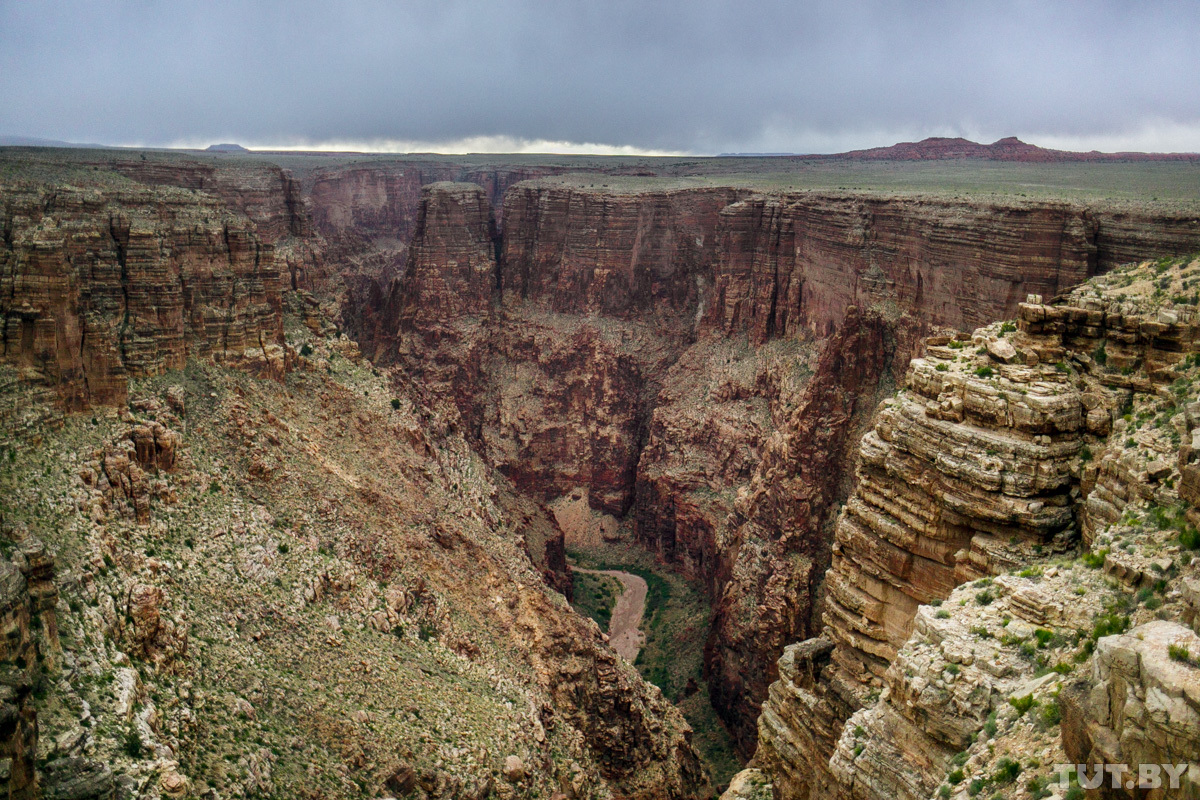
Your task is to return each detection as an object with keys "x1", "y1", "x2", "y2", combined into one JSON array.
[{"x1": 570, "y1": 570, "x2": 622, "y2": 630}]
